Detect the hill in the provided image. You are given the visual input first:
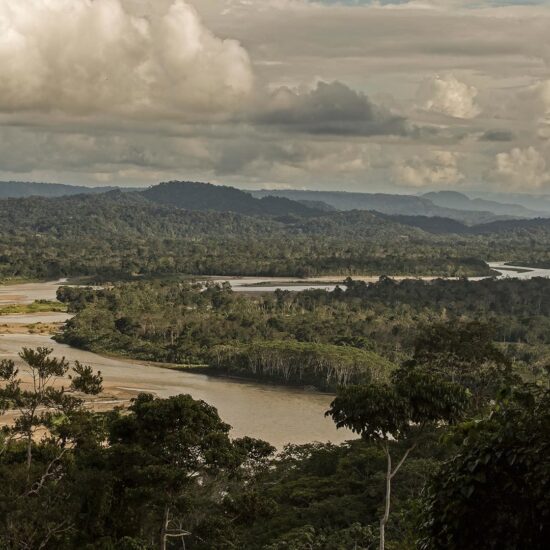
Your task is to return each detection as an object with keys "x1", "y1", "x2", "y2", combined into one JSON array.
[
  {"x1": 250, "y1": 189, "x2": 509, "y2": 224},
  {"x1": 0, "y1": 190, "x2": 494, "y2": 280},
  {"x1": 141, "y1": 181, "x2": 323, "y2": 217},
  {"x1": 471, "y1": 217, "x2": 550, "y2": 235},
  {"x1": 423, "y1": 191, "x2": 545, "y2": 219},
  {"x1": 0, "y1": 180, "x2": 119, "y2": 198}
]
